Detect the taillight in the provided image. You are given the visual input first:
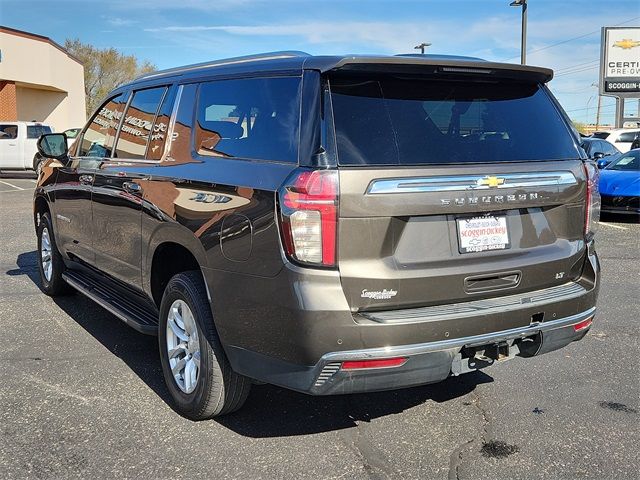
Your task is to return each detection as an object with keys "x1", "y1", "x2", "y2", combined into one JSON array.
[
  {"x1": 278, "y1": 169, "x2": 338, "y2": 267},
  {"x1": 583, "y1": 162, "x2": 600, "y2": 239}
]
